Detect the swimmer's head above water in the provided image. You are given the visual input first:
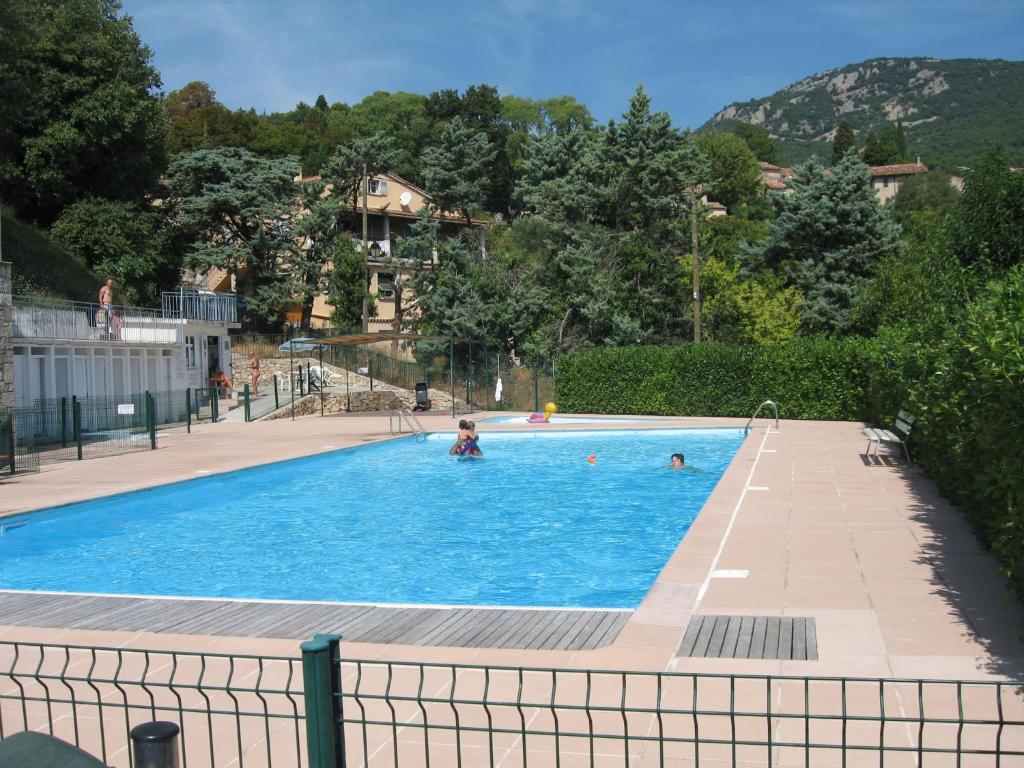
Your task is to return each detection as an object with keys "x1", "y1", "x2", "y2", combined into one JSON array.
[{"x1": 670, "y1": 453, "x2": 685, "y2": 468}]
